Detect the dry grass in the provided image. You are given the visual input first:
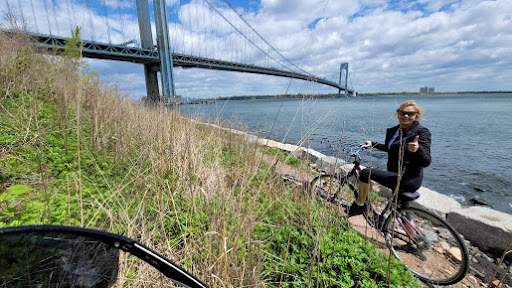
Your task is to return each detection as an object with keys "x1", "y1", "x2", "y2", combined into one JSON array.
[{"x1": 0, "y1": 30, "x2": 304, "y2": 287}]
